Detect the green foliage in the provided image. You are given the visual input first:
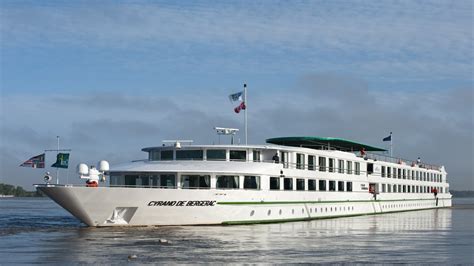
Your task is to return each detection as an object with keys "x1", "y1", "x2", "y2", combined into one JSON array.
[{"x1": 0, "y1": 183, "x2": 45, "y2": 197}]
